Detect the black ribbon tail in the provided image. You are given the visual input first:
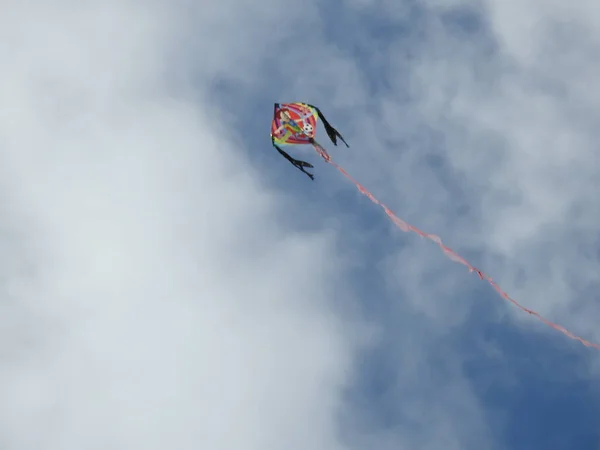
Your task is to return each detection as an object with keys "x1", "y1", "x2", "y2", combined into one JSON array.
[
  {"x1": 307, "y1": 104, "x2": 349, "y2": 148},
  {"x1": 272, "y1": 141, "x2": 315, "y2": 180}
]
